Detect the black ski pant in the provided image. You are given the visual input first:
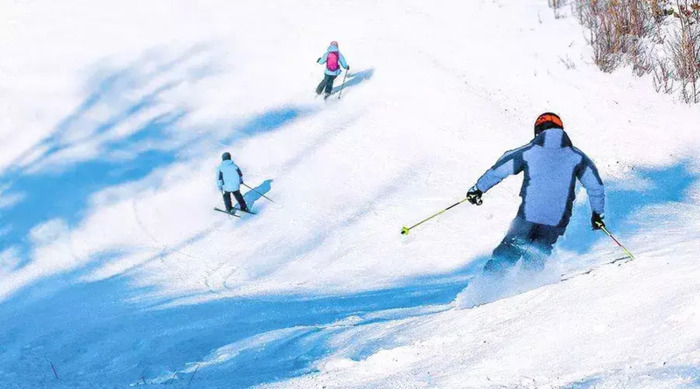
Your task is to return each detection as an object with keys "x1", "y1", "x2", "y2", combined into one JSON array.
[
  {"x1": 483, "y1": 217, "x2": 564, "y2": 275},
  {"x1": 316, "y1": 74, "x2": 337, "y2": 95},
  {"x1": 223, "y1": 190, "x2": 248, "y2": 212}
]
